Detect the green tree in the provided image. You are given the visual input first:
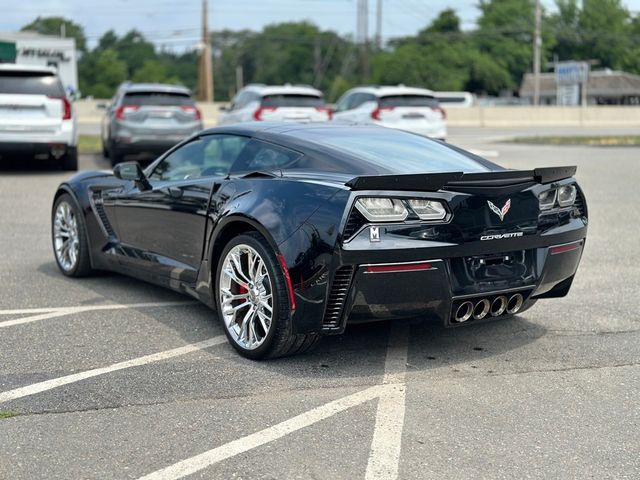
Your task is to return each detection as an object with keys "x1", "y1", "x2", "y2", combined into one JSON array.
[
  {"x1": 79, "y1": 48, "x2": 127, "y2": 98},
  {"x1": 21, "y1": 16, "x2": 87, "y2": 52},
  {"x1": 132, "y1": 59, "x2": 178, "y2": 83},
  {"x1": 578, "y1": 0, "x2": 631, "y2": 69}
]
